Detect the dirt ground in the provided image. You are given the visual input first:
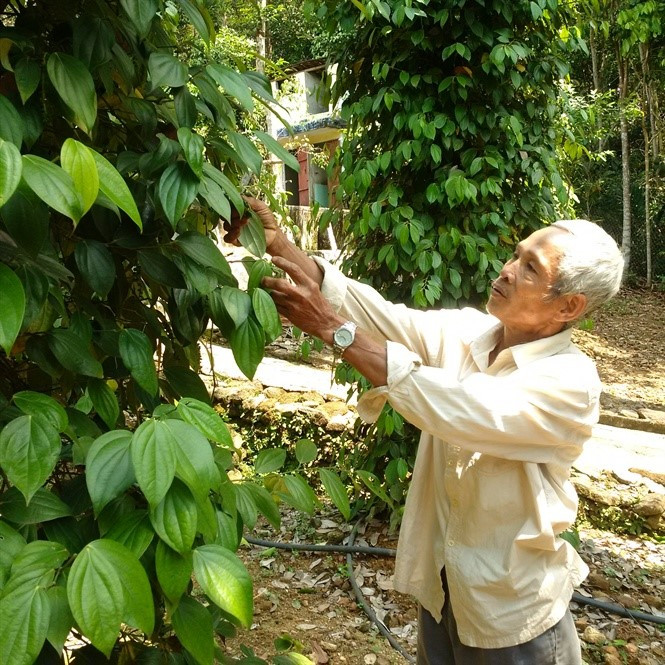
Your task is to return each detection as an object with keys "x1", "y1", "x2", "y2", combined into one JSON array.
[
  {"x1": 572, "y1": 287, "x2": 665, "y2": 416},
  {"x1": 223, "y1": 287, "x2": 665, "y2": 665}
]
